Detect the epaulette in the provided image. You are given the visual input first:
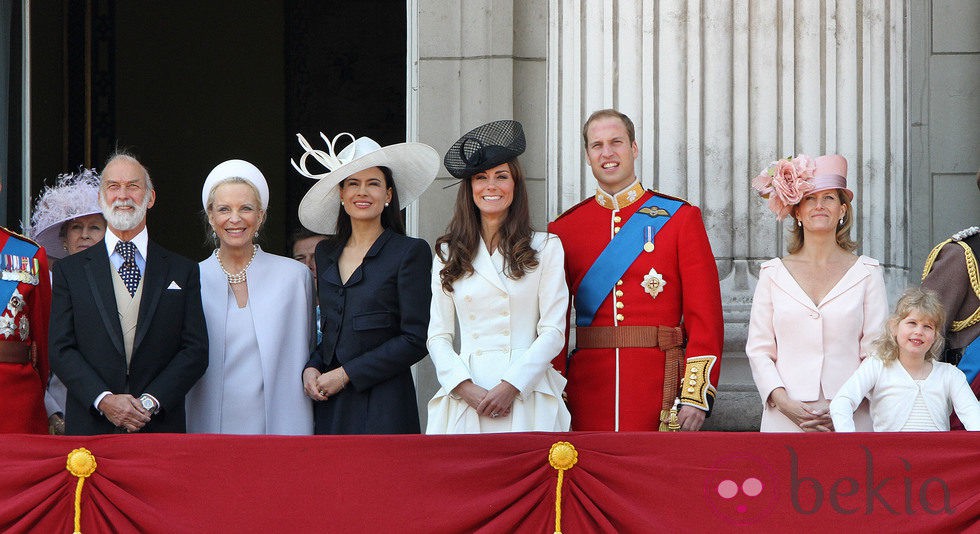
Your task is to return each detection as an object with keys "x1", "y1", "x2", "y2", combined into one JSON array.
[
  {"x1": 650, "y1": 190, "x2": 691, "y2": 205},
  {"x1": 951, "y1": 226, "x2": 980, "y2": 242},
  {"x1": 553, "y1": 196, "x2": 594, "y2": 221},
  {"x1": 0, "y1": 226, "x2": 40, "y2": 247}
]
